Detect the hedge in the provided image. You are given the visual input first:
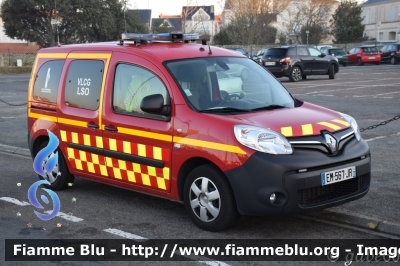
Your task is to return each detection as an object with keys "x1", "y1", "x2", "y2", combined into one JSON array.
[{"x1": 0, "y1": 66, "x2": 32, "y2": 74}]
